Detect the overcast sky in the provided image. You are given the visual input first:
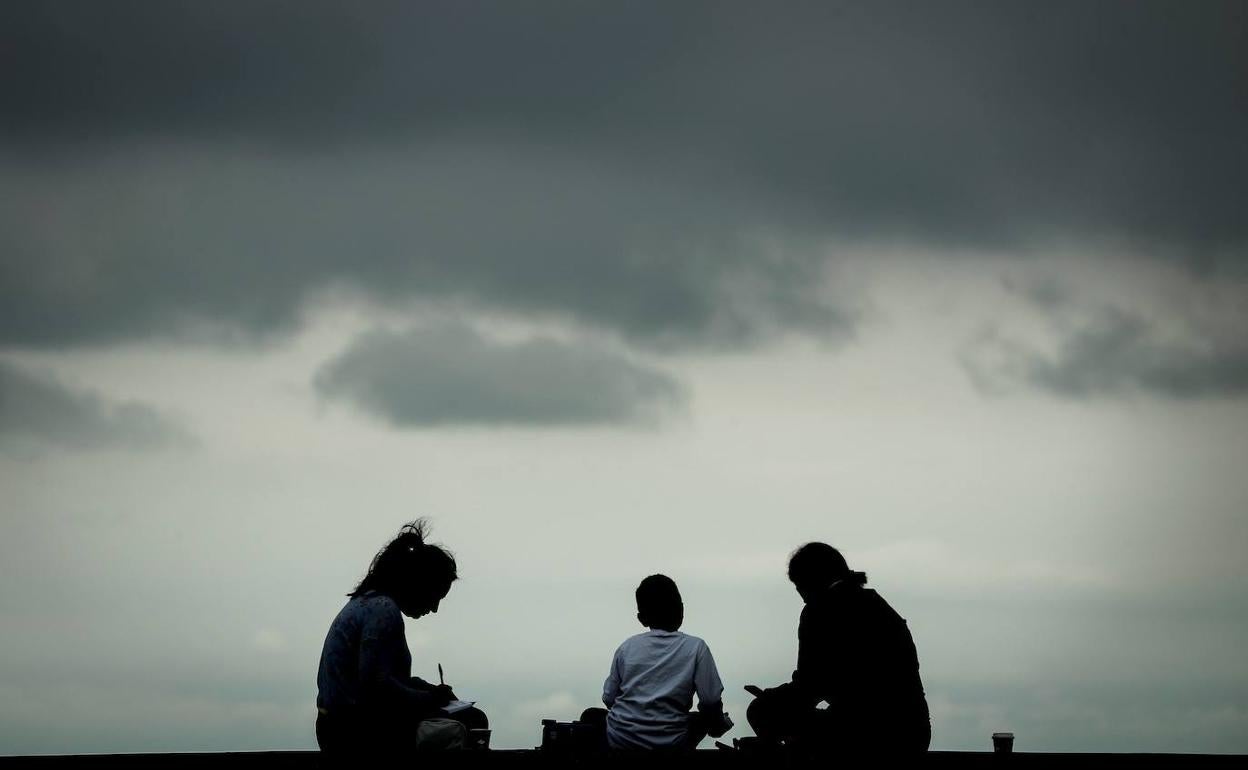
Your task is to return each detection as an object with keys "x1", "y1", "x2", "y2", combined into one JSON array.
[{"x1": 2, "y1": 0, "x2": 1246, "y2": 755}]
